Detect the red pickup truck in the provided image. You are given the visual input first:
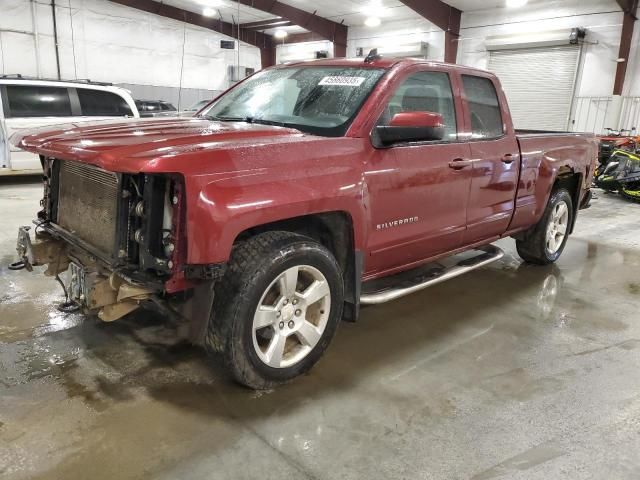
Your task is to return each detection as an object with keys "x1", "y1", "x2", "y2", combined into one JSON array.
[{"x1": 11, "y1": 57, "x2": 597, "y2": 389}]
